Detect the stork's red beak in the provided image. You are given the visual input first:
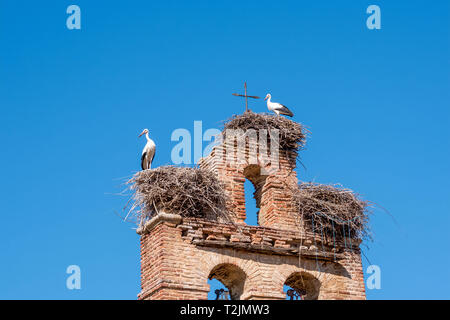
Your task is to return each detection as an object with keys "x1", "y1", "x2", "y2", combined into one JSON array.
[
  {"x1": 264, "y1": 96, "x2": 268, "y2": 101},
  {"x1": 139, "y1": 131, "x2": 145, "y2": 137}
]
